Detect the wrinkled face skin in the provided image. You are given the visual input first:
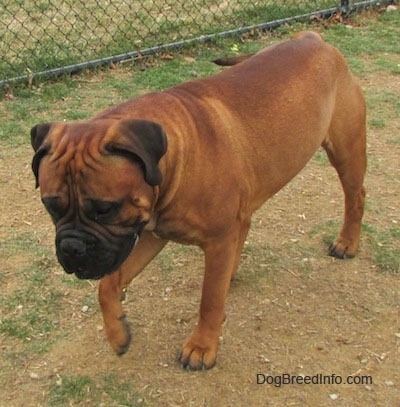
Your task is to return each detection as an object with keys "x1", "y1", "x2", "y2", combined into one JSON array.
[{"x1": 35, "y1": 122, "x2": 158, "y2": 280}]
